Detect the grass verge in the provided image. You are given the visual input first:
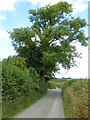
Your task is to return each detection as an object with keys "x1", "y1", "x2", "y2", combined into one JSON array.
[{"x1": 2, "y1": 91, "x2": 47, "y2": 119}]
